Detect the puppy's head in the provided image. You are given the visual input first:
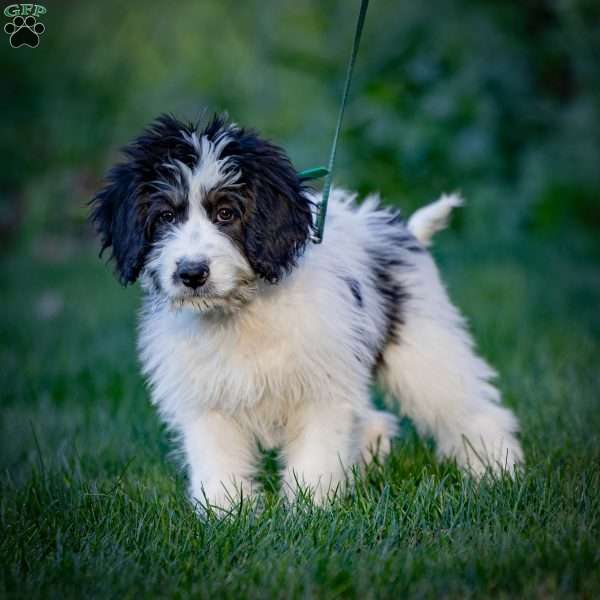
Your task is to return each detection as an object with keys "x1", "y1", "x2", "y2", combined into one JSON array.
[{"x1": 91, "y1": 114, "x2": 313, "y2": 312}]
